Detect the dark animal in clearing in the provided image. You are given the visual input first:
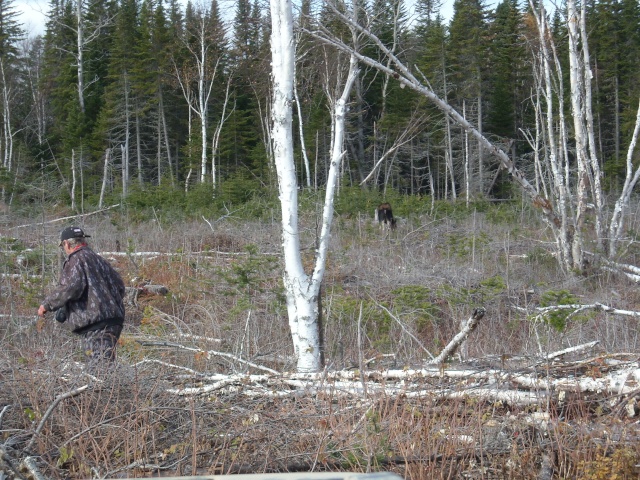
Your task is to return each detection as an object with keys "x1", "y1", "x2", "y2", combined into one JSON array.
[{"x1": 376, "y1": 203, "x2": 397, "y2": 230}]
